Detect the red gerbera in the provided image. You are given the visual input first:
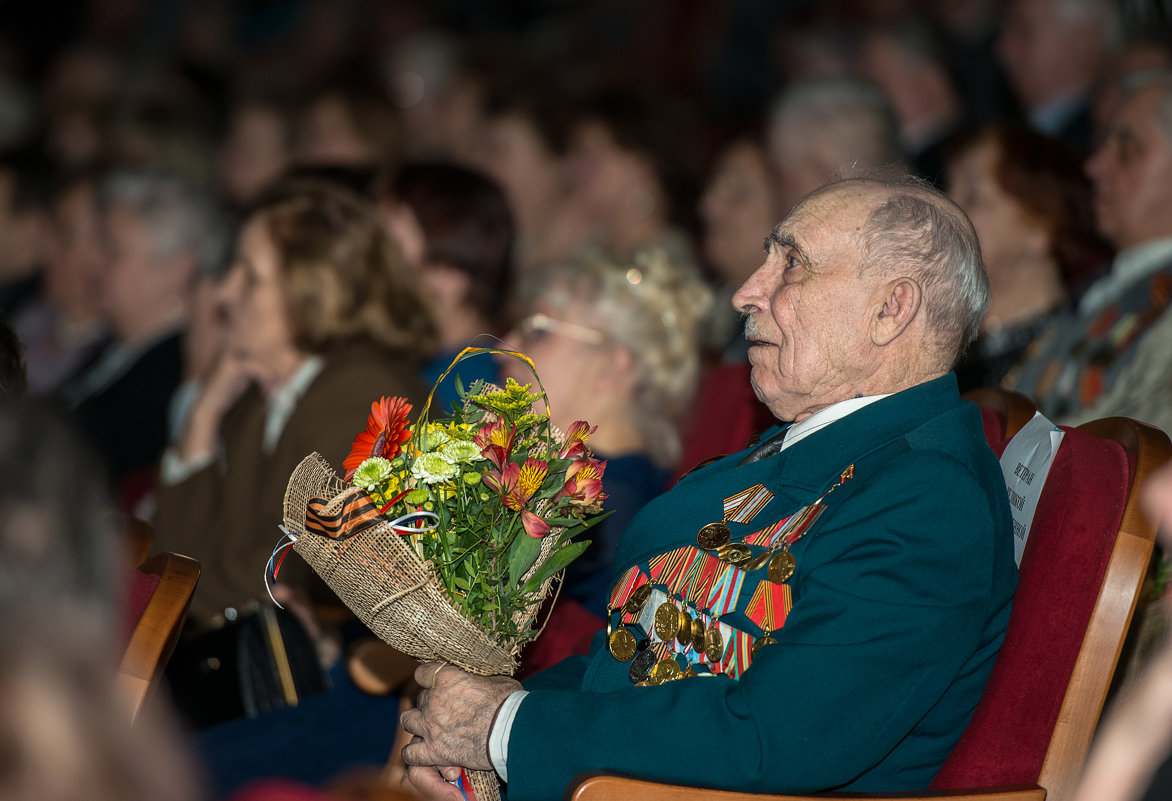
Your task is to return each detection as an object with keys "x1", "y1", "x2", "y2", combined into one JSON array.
[{"x1": 343, "y1": 396, "x2": 414, "y2": 481}]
